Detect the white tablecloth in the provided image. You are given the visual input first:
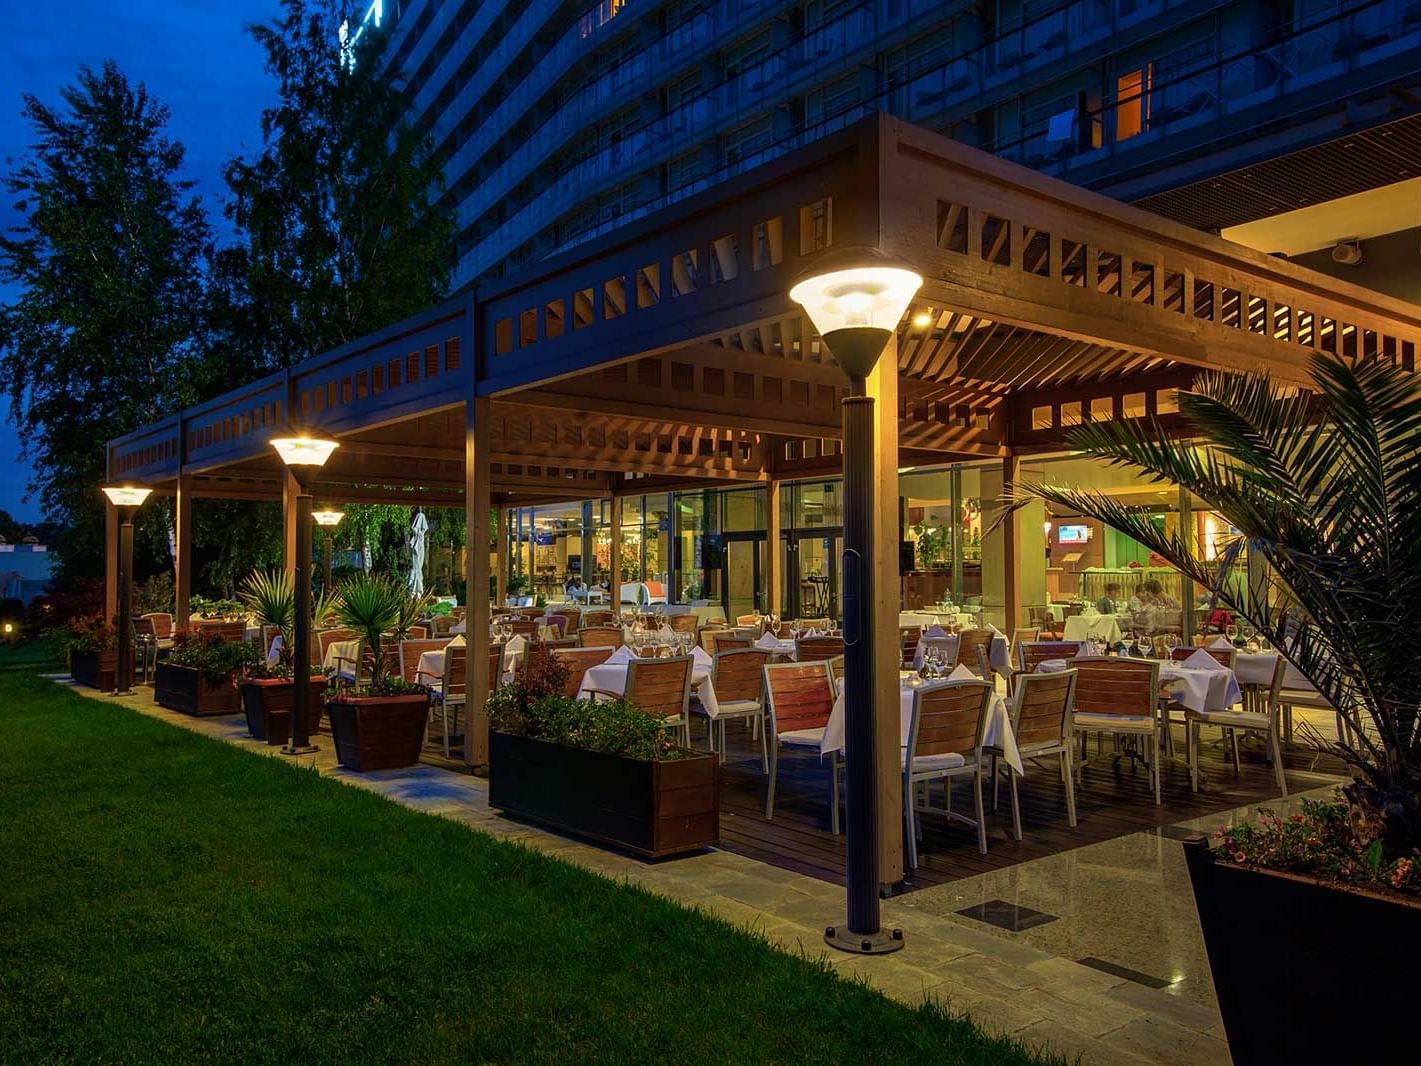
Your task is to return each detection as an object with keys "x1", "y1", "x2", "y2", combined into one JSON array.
[
  {"x1": 900, "y1": 610, "x2": 978, "y2": 630},
  {"x1": 1229, "y1": 649, "x2": 1312, "y2": 690},
  {"x1": 820, "y1": 668, "x2": 1022, "y2": 774},
  {"x1": 754, "y1": 635, "x2": 798, "y2": 658},
  {"x1": 266, "y1": 634, "x2": 361, "y2": 681},
  {"x1": 912, "y1": 629, "x2": 1009, "y2": 671},
  {"x1": 416, "y1": 634, "x2": 520, "y2": 692},
  {"x1": 1038, "y1": 655, "x2": 1241, "y2": 713},
  {"x1": 1062, "y1": 614, "x2": 1125, "y2": 644},
  {"x1": 578, "y1": 649, "x2": 718, "y2": 716}
]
